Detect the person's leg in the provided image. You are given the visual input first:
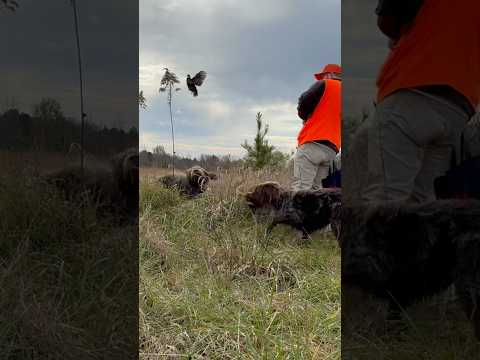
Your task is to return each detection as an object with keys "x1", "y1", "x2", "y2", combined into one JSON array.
[
  {"x1": 362, "y1": 95, "x2": 423, "y2": 202},
  {"x1": 363, "y1": 90, "x2": 468, "y2": 203},
  {"x1": 292, "y1": 143, "x2": 320, "y2": 191},
  {"x1": 293, "y1": 143, "x2": 335, "y2": 191},
  {"x1": 312, "y1": 145, "x2": 337, "y2": 190},
  {"x1": 411, "y1": 101, "x2": 469, "y2": 202},
  {"x1": 410, "y1": 144, "x2": 451, "y2": 202},
  {"x1": 312, "y1": 162, "x2": 331, "y2": 190}
]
